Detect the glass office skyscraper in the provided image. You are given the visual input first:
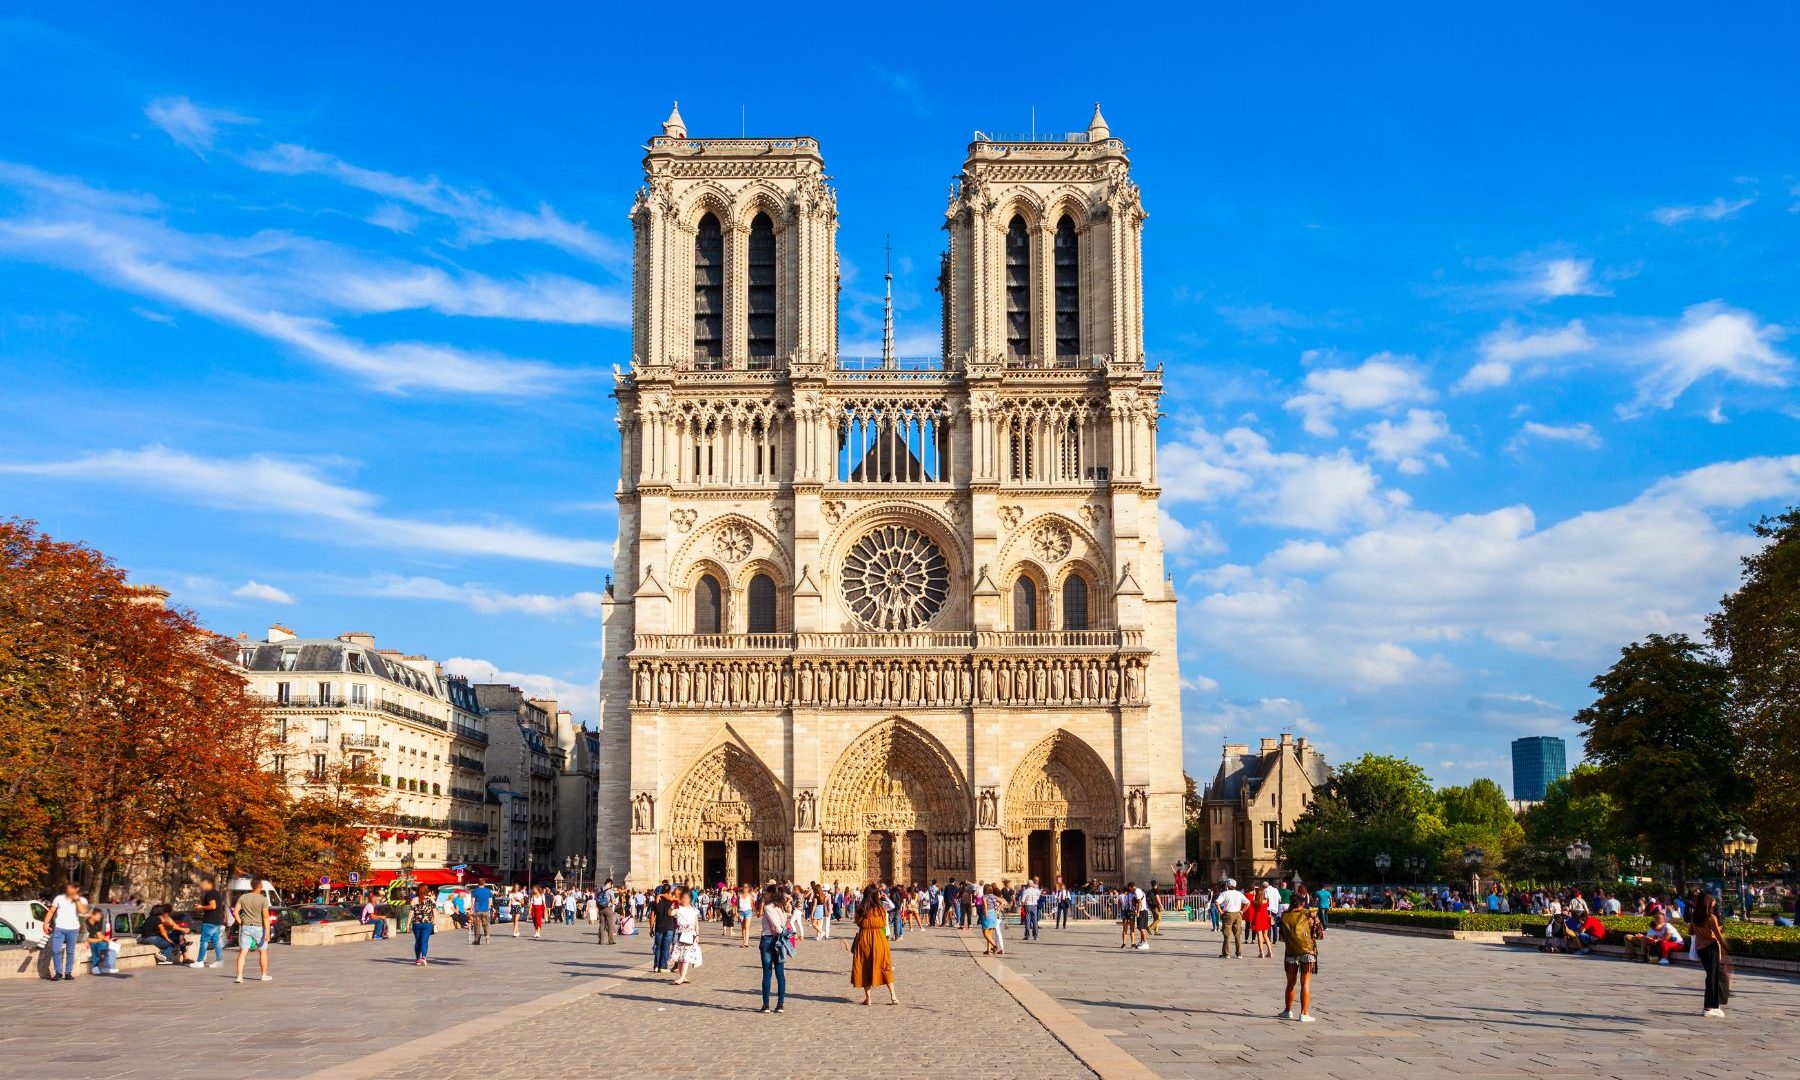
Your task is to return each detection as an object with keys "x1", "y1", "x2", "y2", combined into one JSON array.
[{"x1": 1511, "y1": 736, "x2": 1567, "y2": 801}]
